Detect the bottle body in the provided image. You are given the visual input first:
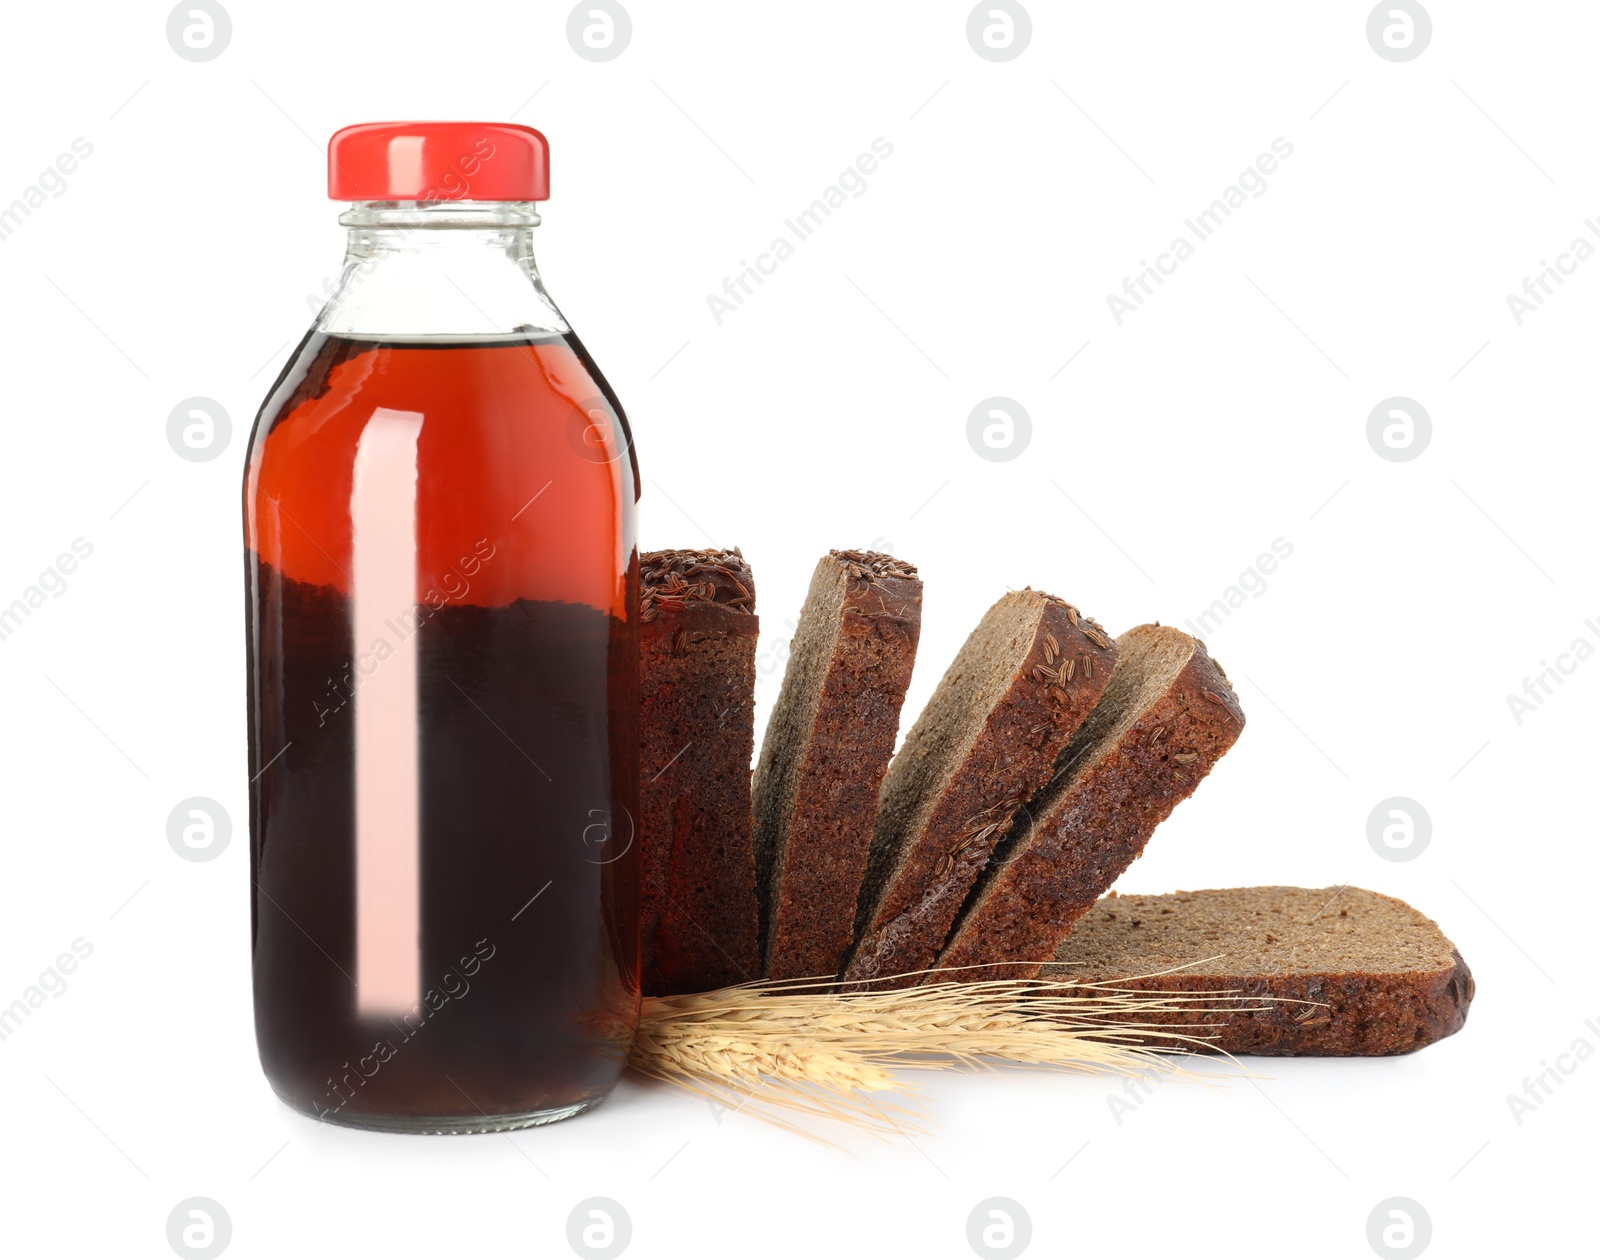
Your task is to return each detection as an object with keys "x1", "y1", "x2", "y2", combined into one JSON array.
[{"x1": 244, "y1": 206, "x2": 639, "y2": 1131}]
